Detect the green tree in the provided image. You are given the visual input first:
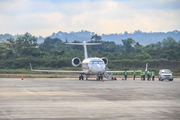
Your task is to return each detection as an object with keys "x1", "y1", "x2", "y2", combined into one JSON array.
[
  {"x1": 91, "y1": 34, "x2": 102, "y2": 42},
  {"x1": 39, "y1": 37, "x2": 64, "y2": 52},
  {"x1": 122, "y1": 38, "x2": 135, "y2": 53},
  {"x1": 135, "y1": 52, "x2": 152, "y2": 59},
  {"x1": 134, "y1": 42, "x2": 143, "y2": 54},
  {"x1": 155, "y1": 41, "x2": 162, "y2": 50},
  {"x1": 101, "y1": 41, "x2": 116, "y2": 52},
  {"x1": 0, "y1": 42, "x2": 6, "y2": 59},
  {"x1": 175, "y1": 40, "x2": 180, "y2": 60},
  {"x1": 162, "y1": 37, "x2": 176, "y2": 47},
  {"x1": 5, "y1": 32, "x2": 38, "y2": 56},
  {"x1": 103, "y1": 52, "x2": 115, "y2": 60}
]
